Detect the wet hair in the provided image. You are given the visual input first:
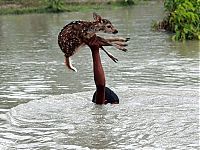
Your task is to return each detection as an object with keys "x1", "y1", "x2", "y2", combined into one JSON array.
[{"x1": 92, "y1": 87, "x2": 119, "y2": 104}]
